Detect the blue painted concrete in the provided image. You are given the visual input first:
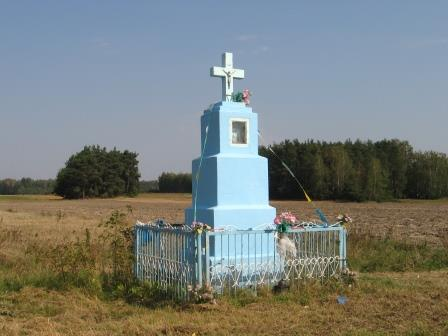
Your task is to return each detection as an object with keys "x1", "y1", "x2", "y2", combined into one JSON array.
[{"x1": 185, "y1": 101, "x2": 276, "y2": 230}]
